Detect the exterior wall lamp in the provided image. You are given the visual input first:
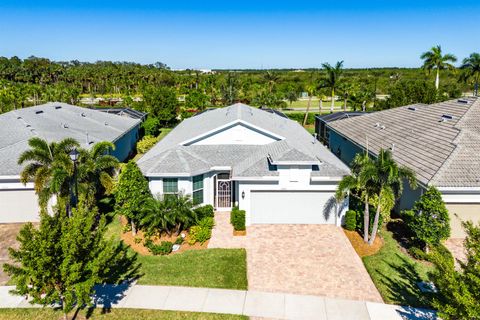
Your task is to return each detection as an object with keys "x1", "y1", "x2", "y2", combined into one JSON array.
[{"x1": 241, "y1": 191, "x2": 245, "y2": 199}]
